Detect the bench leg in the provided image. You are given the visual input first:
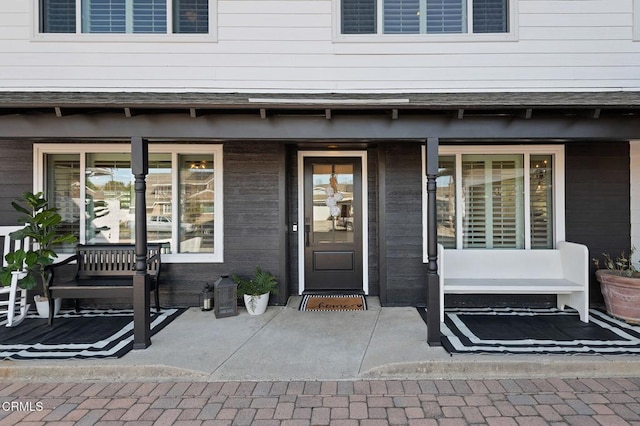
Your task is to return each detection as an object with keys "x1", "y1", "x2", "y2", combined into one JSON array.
[
  {"x1": 155, "y1": 289, "x2": 160, "y2": 313},
  {"x1": 558, "y1": 292, "x2": 589, "y2": 323}
]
